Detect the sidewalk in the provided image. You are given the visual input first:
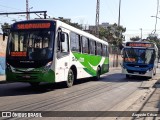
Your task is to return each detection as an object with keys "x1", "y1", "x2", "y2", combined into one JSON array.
[
  {"x1": 141, "y1": 80, "x2": 160, "y2": 111},
  {"x1": 126, "y1": 80, "x2": 160, "y2": 120}
]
